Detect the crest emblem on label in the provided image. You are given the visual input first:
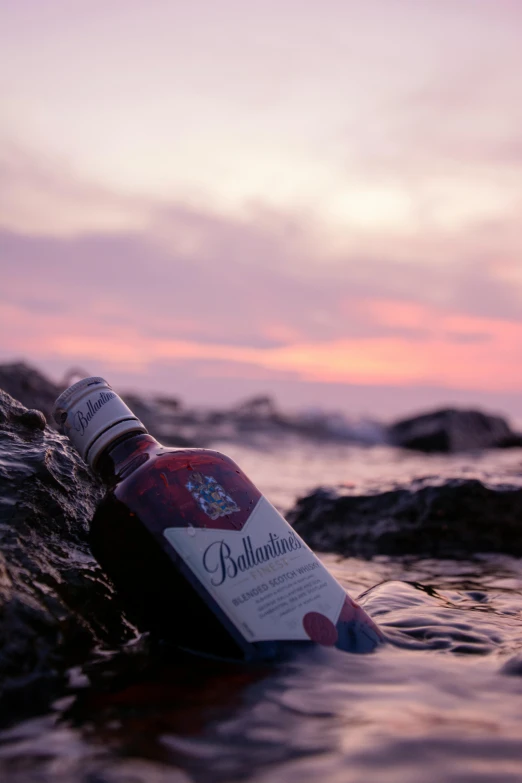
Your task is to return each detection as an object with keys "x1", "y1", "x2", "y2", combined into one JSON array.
[{"x1": 186, "y1": 472, "x2": 240, "y2": 520}]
